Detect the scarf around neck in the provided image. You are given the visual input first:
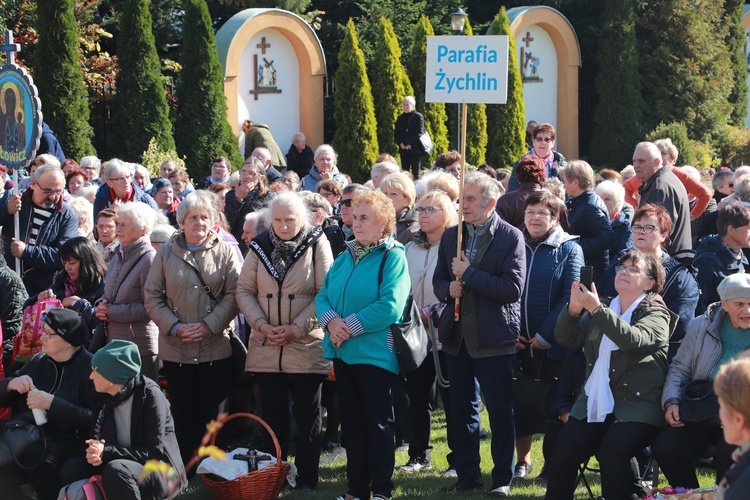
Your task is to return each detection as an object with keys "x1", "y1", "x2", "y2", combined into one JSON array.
[
  {"x1": 524, "y1": 226, "x2": 555, "y2": 251},
  {"x1": 269, "y1": 226, "x2": 310, "y2": 280},
  {"x1": 94, "y1": 376, "x2": 137, "y2": 444},
  {"x1": 354, "y1": 237, "x2": 386, "y2": 264}
]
